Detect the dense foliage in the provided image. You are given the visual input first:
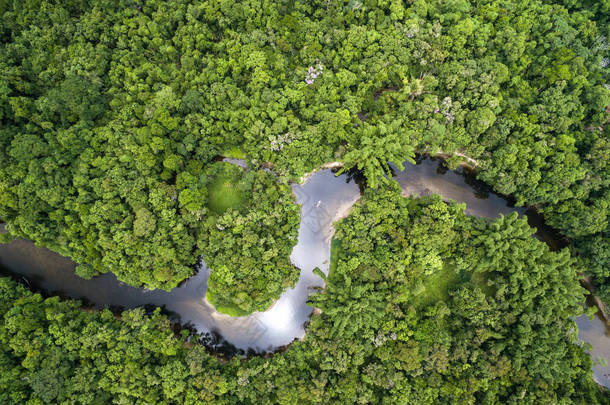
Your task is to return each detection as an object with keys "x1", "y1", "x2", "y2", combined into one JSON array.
[
  {"x1": 0, "y1": 0, "x2": 609, "y2": 400},
  {"x1": 201, "y1": 162, "x2": 300, "y2": 315},
  {"x1": 1, "y1": 191, "x2": 607, "y2": 404},
  {"x1": 552, "y1": 0, "x2": 610, "y2": 310},
  {"x1": 1, "y1": 0, "x2": 608, "y2": 299}
]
